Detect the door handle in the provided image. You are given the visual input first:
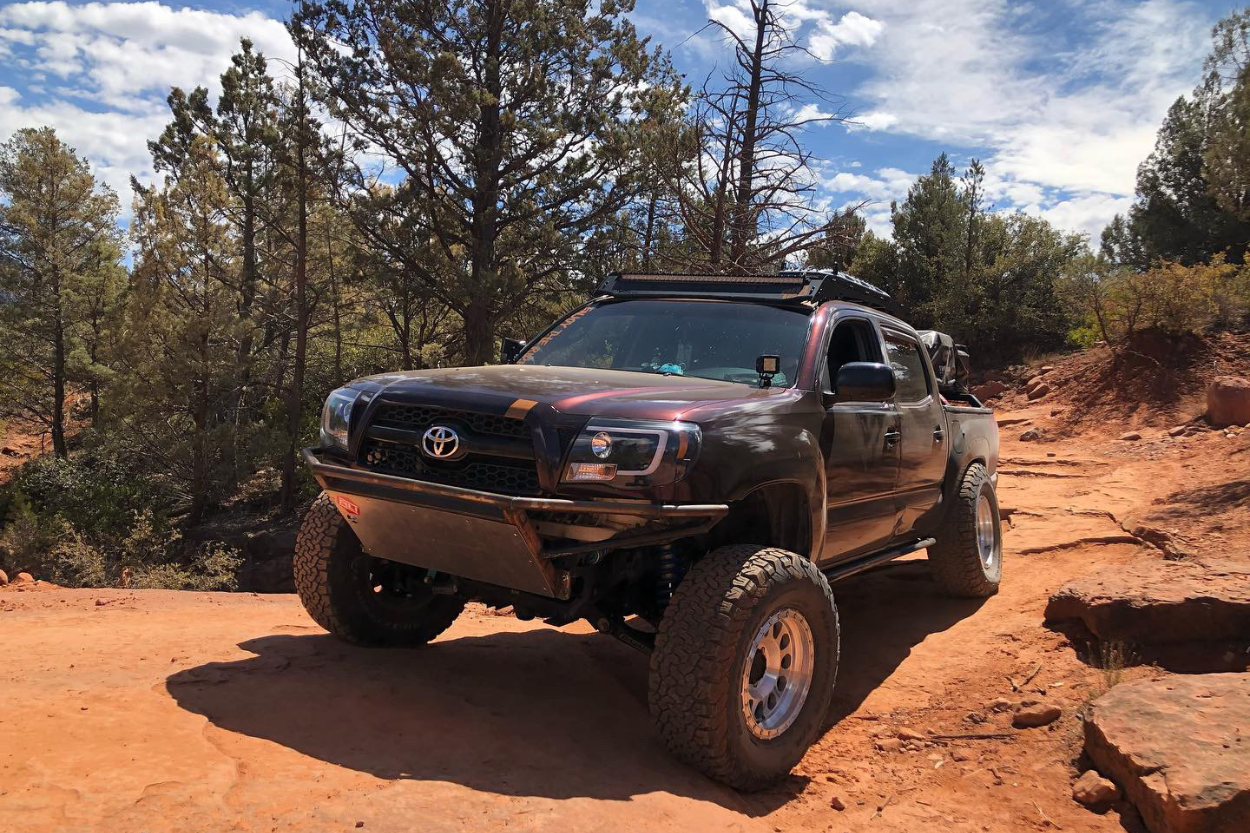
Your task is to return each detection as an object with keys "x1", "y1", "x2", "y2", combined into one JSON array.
[
  {"x1": 884, "y1": 428, "x2": 901, "y2": 448},
  {"x1": 933, "y1": 426, "x2": 945, "y2": 443}
]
